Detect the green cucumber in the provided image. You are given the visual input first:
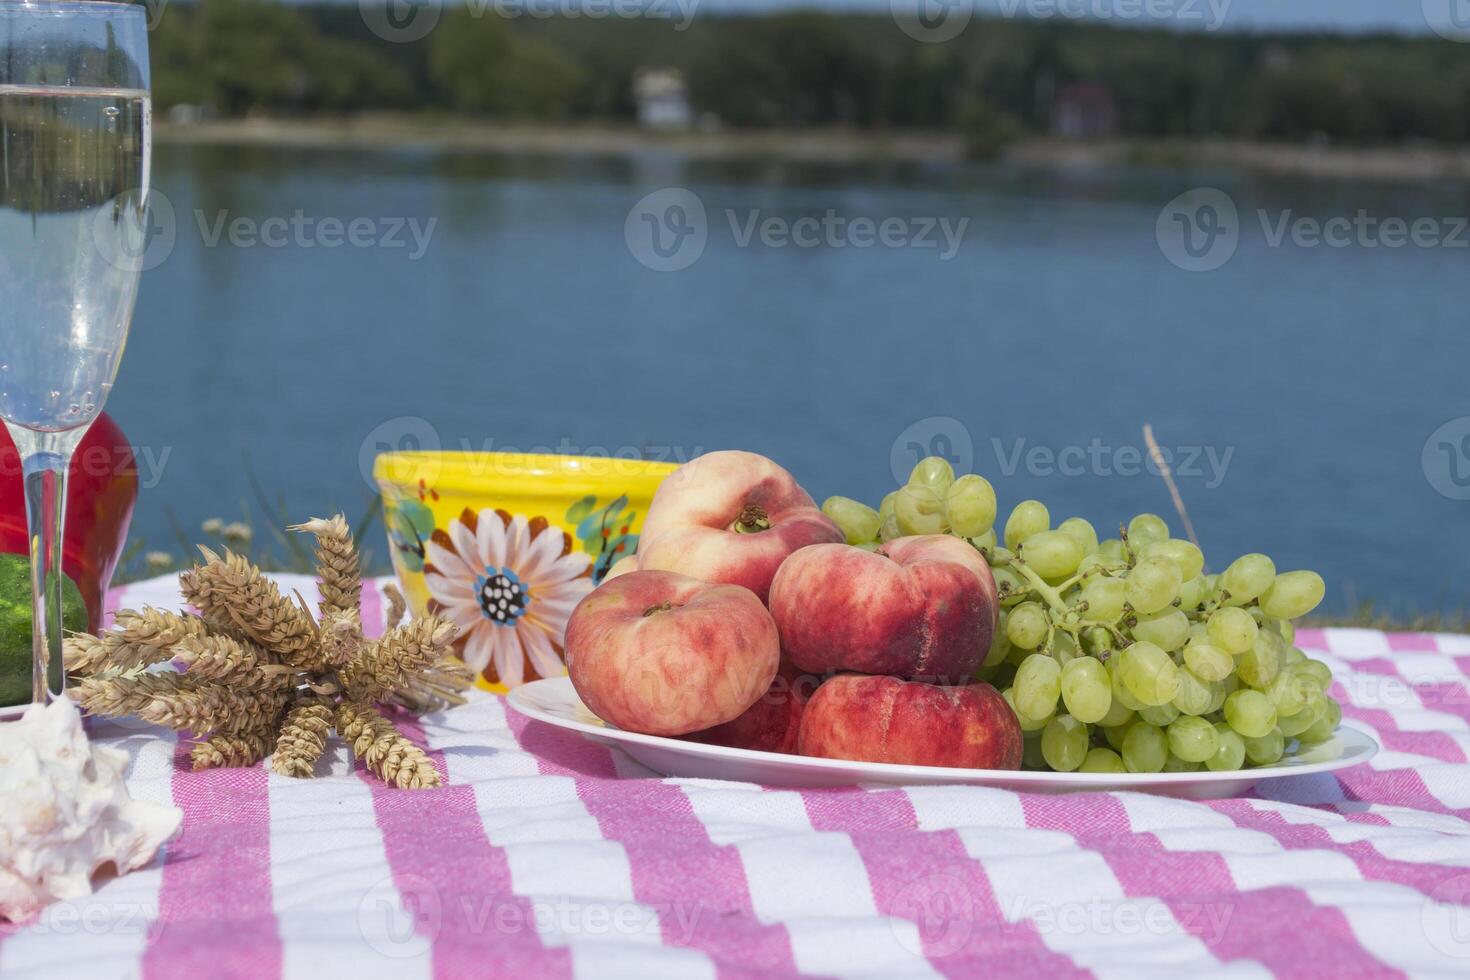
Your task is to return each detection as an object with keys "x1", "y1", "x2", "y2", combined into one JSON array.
[{"x1": 0, "y1": 554, "x2": 87, "y2": 707}]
